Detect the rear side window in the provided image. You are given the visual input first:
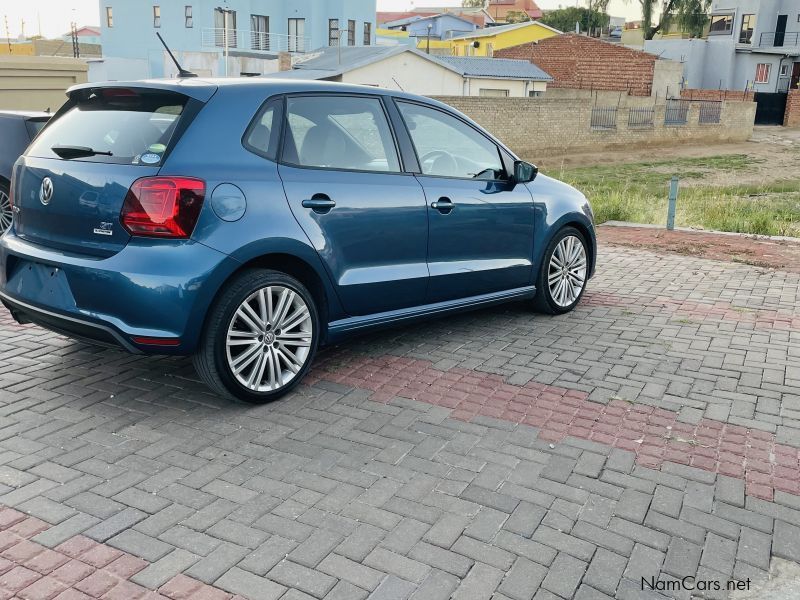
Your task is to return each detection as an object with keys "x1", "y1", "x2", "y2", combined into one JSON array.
[
  {"x1": 281, "y1": 96, "x2": 401, "y2": 173},
  {"x1": 244, "y1": 98, "x2": 282, "y2": 160},
  {"x1": 27, "y1": 88, "x2": 190, "y2": 166}
]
